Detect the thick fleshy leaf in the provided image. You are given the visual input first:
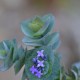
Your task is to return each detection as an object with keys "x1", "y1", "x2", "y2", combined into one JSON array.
[
  {"x1": 2, "y1": 39, "x2": 17, "y2": 51},
  {"x1": 0, "y1": 63, "x2": 9, "y2": 72},
  {"x1": 44, "y1": 32, "x2": 60, "y2": 48},
  {"x1": 22, "y1": 36, "x2": 41, "y2": 43},
  {"x1": 71, "y1": 69, "x2": 78, "y2": 80},
  {"x1": 42, "y1": 14, "x2": 55, "y2": 35},
  {"x1": 2, "y1": 40, "x2": 11, "y2": 50},
  {"x1": 0, "y1": 50, "x2": 7, "y2": 59},
  {"x1": 0, "y1": 42, "x2": 5, "y2": 49},
  {"x1": 22, "y1": 36, "x2": 43, "y2": 46},
  {"x1": 72, "y1": 62, "x2": 80, "y2": 75},
  {"x1": 52, "y1": 36, "x2": 60, "y2": 50},
  {"x1": 33, "y1": 18, "x2": 50, "y2": 37},
  {"x1": 22, "y1": 32, "x2": 60, "y2": 48},
  {"x1": 3, "y1": 41, "x2": 9, "y2": 51},
  {"x1": 24, "y1": 42, "x2": 43, "y2": 47},
  {"x1": 71, "y1": 62, "x2": 80, "y2": 80},
  {"x1": 11, "y1": 39, "x2": 17, "y2": 48},
  {"x1": 4, "y1": 47, "x2": 14, "y2": 68},
  {"x1": 13, "y1": 46, "x2": 25, "y2": 62},
  {"x1": 29, "y1": 17, "x2": 44, "y2": 32},
  {"x1": 21, "y1": 20, "x2": 34, "y2": 38},
  {"x1": 46, "y1": 53, "x2": 60, "y2": 80},
  {"x1": 13, "y1": 47, "x2": 18, "y2": 62},
  {"x1": 13, "y1": 46, "x2": 25, "y2": 74},
  {"x1": 14, "y1": 58, "x2": 25, "y2": 74}
]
